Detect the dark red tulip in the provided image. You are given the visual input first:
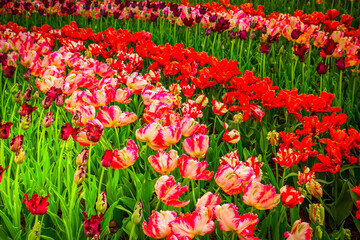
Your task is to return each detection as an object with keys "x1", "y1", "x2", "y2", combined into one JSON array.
[
  {"x1": 316, "y1": 62, "x2": 329, "y2": 75},
  {"x1": 82, "y1": 212, "x2": 104, "y2": 239},
  {"x1": 10, "y1": 135, "x2": 24, "y2": 152},
  {"x1": 335, "y1": 57, "x2": 345, "y2": 70},
  {"x1": 0, "y1": 121, "x2": 13, "y2": 139},
  {"x1": 60, "y1": 123, "x2": 80, "y2": 141},
  {"x1": 323, "y1": 39, "x2": 337, "y2": 56},
  {"x1": 260, "y1": 42, "x2": 271, "y2": 54},
  {"x1": 19, "y1": 102, "x2": 37, "y2": 116},
  {"x1": 85, "y1": 120, "x2": 104, "y2": 143}
]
